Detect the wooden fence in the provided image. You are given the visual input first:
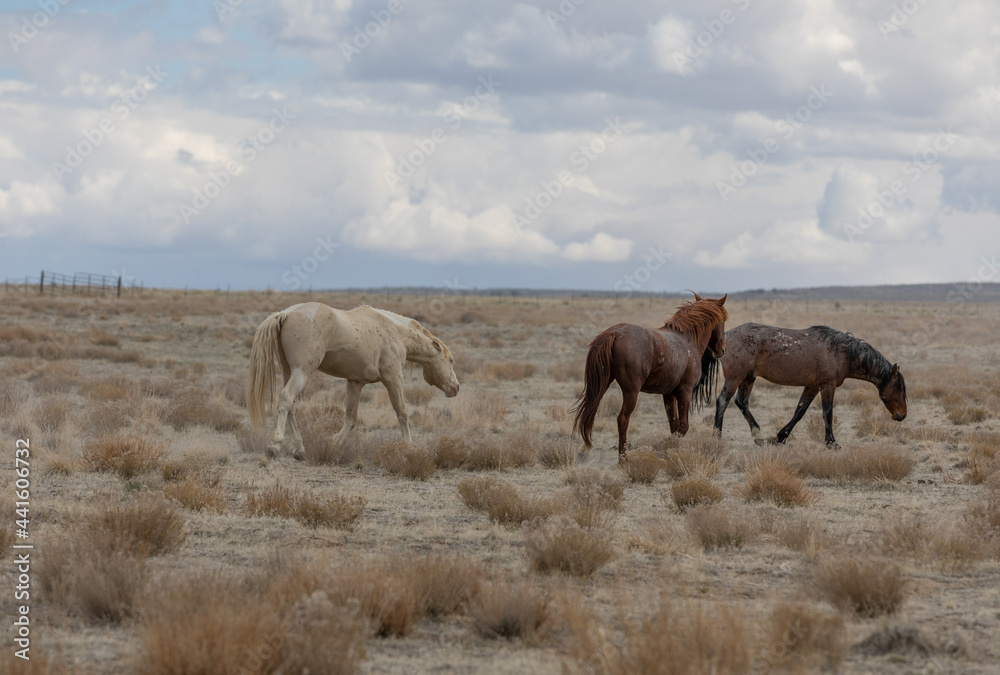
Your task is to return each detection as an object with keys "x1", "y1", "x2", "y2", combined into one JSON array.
[{"x1": 2, "y1": 271, "x2": 144, "y2": 297}]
